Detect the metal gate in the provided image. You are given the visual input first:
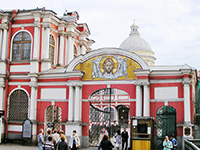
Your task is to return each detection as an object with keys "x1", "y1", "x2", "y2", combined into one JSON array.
[
  {"x1": 45, "y1": 105, "x2": 62, "y2": 132},
  {"x1": 89, "y1": 88, "x2": 120, "y2": 147},
  {"x1": 156, "y1": 106, "x2": 177, "y2": 150}
]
